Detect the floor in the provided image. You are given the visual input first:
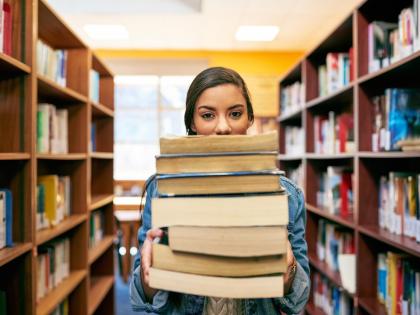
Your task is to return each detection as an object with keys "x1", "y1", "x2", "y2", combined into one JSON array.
[{"x1": 115, "y1": 271, "x2": 137, "y2": 315}]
